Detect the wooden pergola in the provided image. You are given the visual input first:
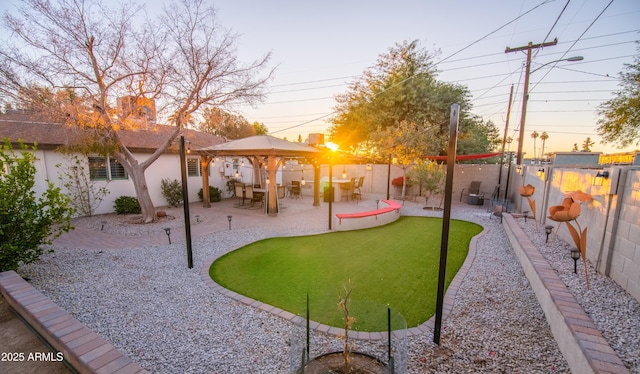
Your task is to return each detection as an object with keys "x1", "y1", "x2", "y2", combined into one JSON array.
[{"x1": 196, "y1": 135, "x2": 325, "y2": 216}]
